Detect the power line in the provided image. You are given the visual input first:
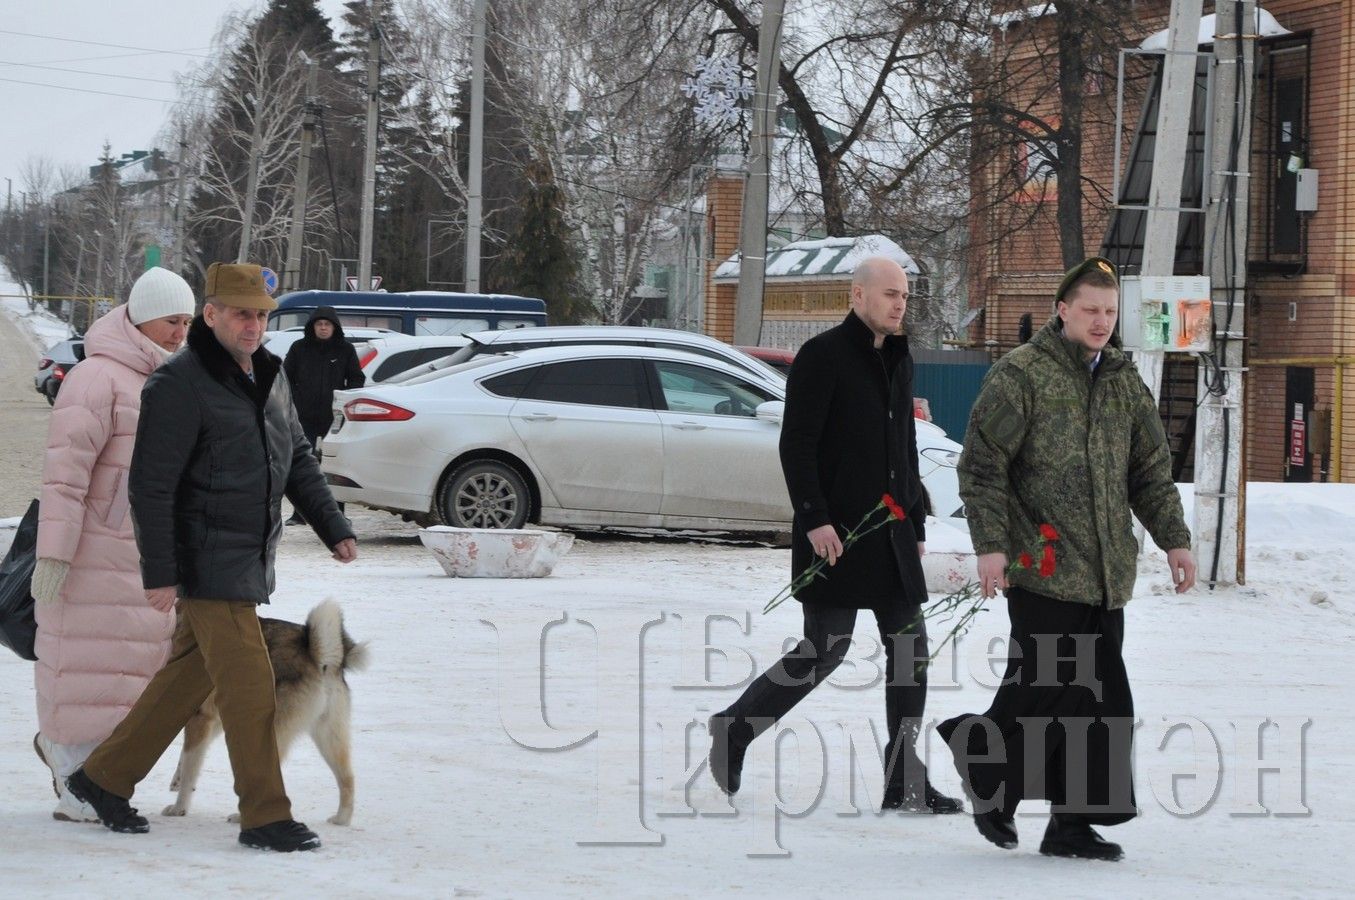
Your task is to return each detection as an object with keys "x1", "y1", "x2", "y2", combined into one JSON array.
[
  {"x1": 0, "y1": 28, "x2": 211, "y2": 59},
  {"x1": 0, "y1": 60, "x2": 200, "y2": 86},
  {"x1": 0, "y1": 75, "x2": 174, "y2": 103},
  {"x1": 29, "y1": 47, "x2": 212, "y2": 66}
]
